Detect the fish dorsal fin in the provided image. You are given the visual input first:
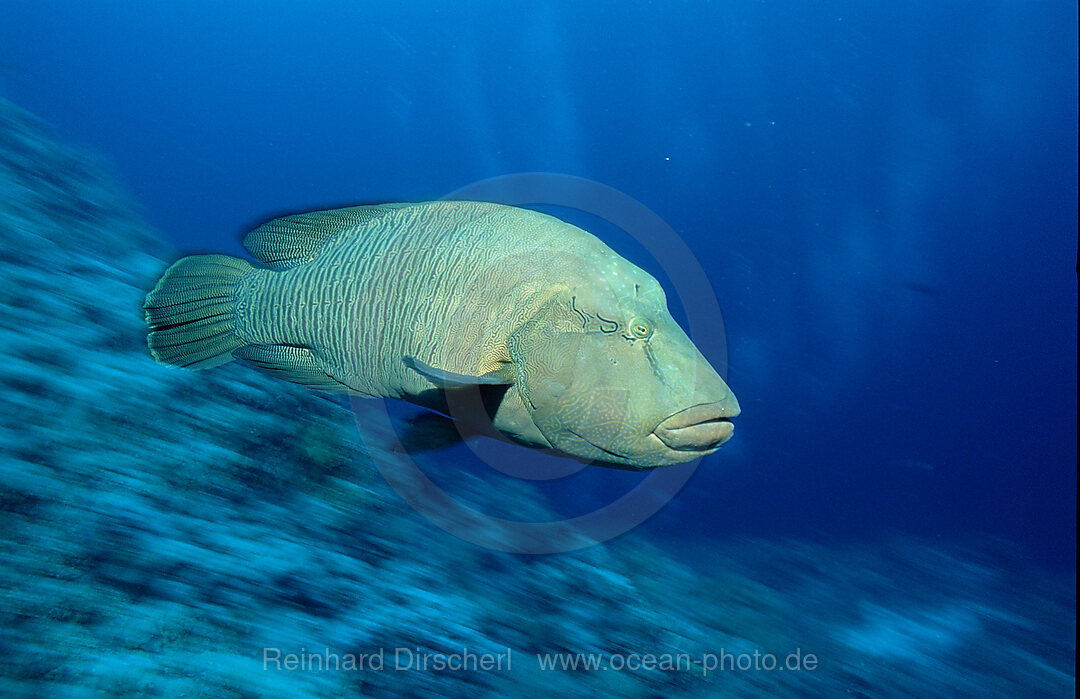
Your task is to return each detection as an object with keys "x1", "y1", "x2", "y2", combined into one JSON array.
[{"x1": 243, "y1": 204, "x2": 411, "y2": 270}]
